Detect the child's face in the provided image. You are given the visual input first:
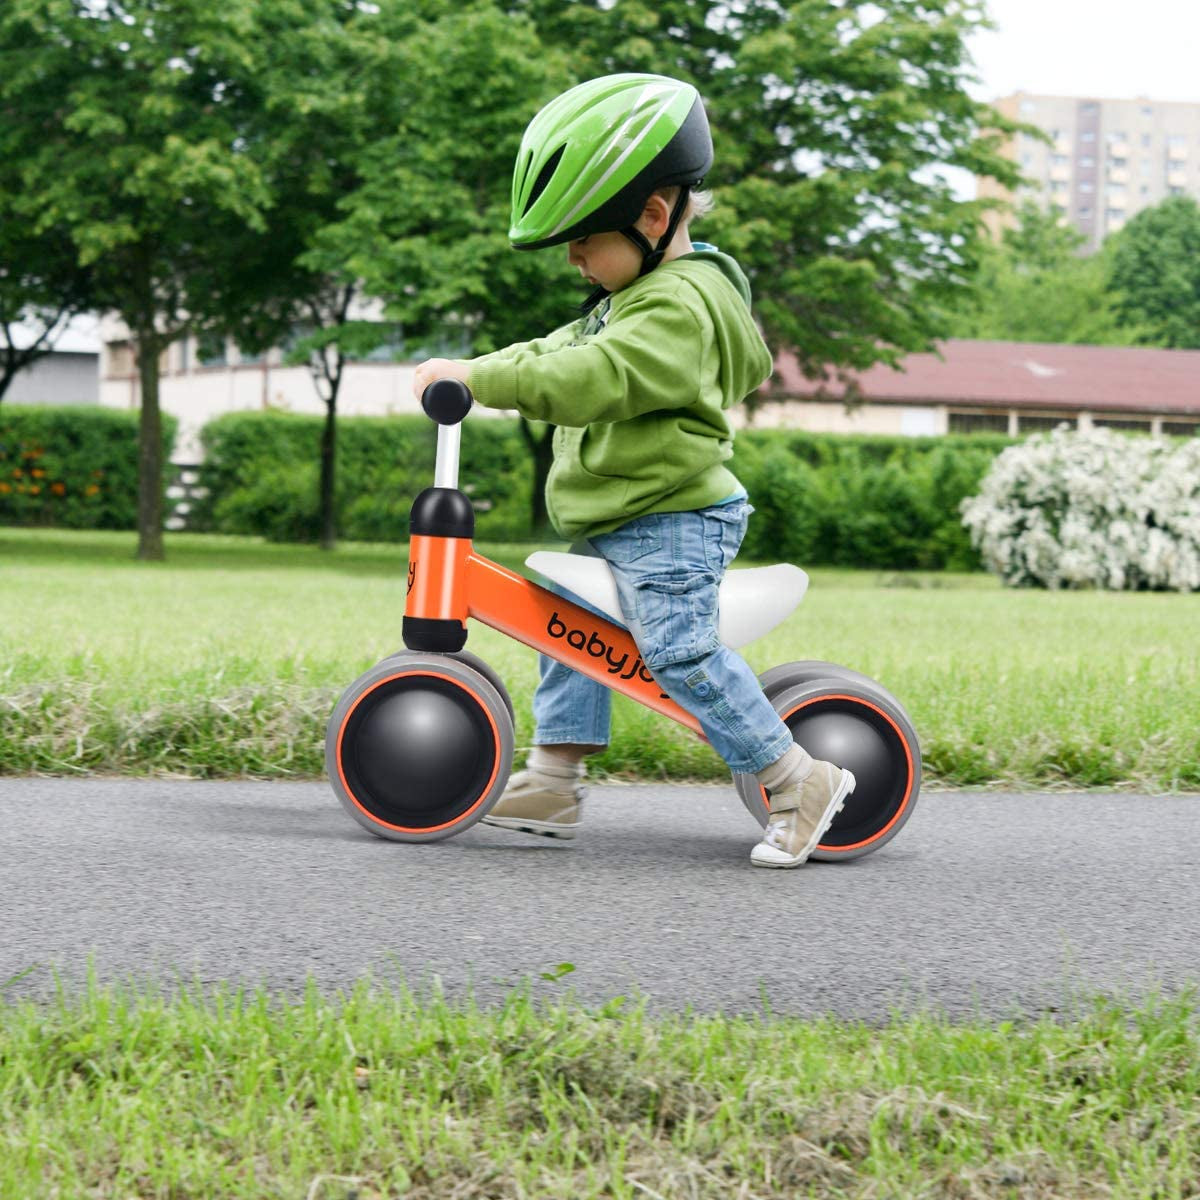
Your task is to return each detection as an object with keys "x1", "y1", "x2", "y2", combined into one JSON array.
[{"x1": 566, "y1": 231, "x2": 643, "y2": 294}]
